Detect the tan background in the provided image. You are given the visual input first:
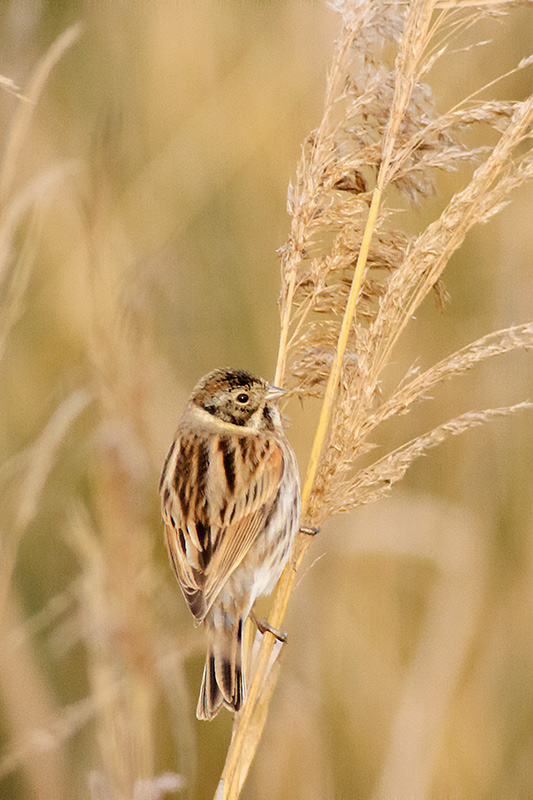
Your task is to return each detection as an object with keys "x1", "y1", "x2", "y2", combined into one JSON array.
[{"x1": 1, "y1": 3, "x2": 532, "y2": 798}]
